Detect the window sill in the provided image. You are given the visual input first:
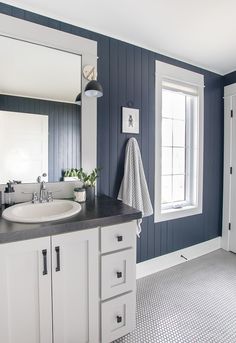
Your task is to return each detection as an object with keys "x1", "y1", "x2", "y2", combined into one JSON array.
[{"x1": 154, "y1": 205, "x2": 202, "y2": 223}]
